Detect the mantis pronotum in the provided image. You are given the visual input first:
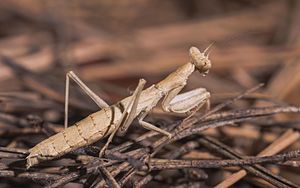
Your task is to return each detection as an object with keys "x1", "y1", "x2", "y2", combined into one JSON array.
[{"x1": 26, "y1": 46, "x2": 212, "y2": 168}]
